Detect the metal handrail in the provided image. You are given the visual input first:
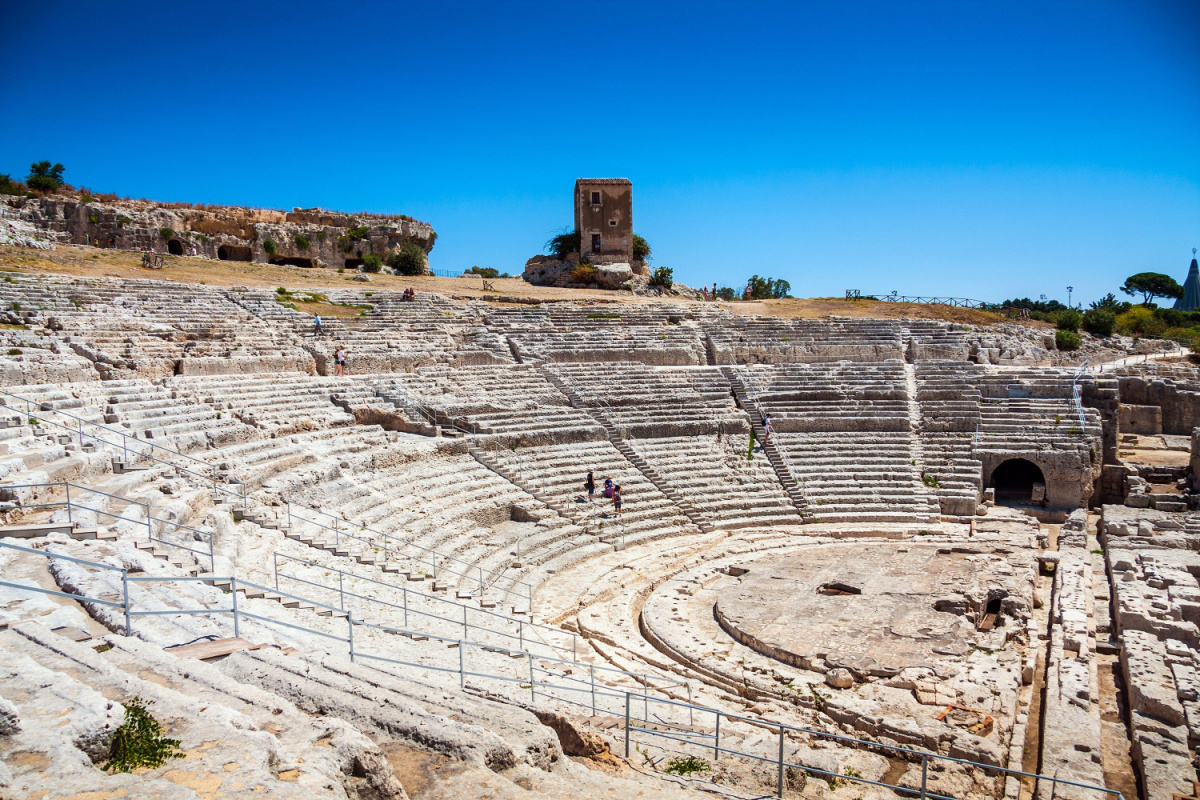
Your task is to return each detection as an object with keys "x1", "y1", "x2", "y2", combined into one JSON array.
[
  {"x1": 735, "y1": 367, "x2": 809, "y2": 503},
  {"x1": 0, "y1": 538, "x2": 1121, "y2": 800},
  {"x1": 272, "y1": 552, "x2": 573, "y2": 658},
  {"x1": 0, "y1": 387, "x2": 245, "y2": 505},
  {"x1": 284, "y1": 502, "x2": 535, "y2": 608},
  {"x1": 0, "y1": 480, "x2": 216, "y2": 572}
]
